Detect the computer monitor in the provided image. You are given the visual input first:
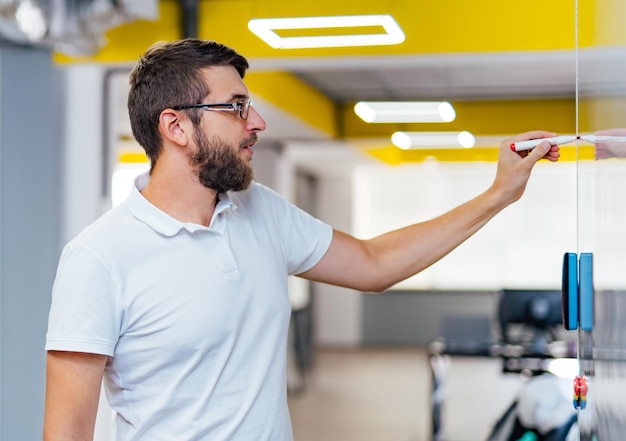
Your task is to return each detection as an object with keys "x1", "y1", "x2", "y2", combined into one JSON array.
[{"x1": 497, "y1": 289, "x2": 563, "y2": 345}]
